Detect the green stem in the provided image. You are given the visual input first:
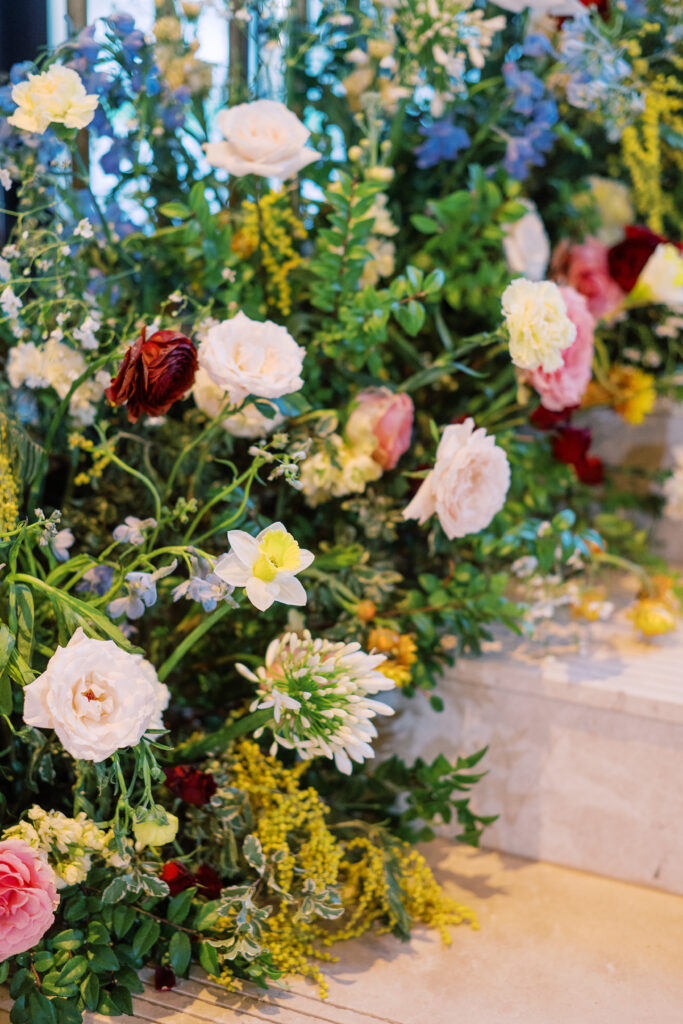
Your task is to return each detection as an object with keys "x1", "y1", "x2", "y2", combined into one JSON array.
[
  {"x1": 173, "y1": 708, "x2": 272, "y2": 763},
  {"x1": 157, "y1": 602, "x2": 233, "y2": 682}
]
